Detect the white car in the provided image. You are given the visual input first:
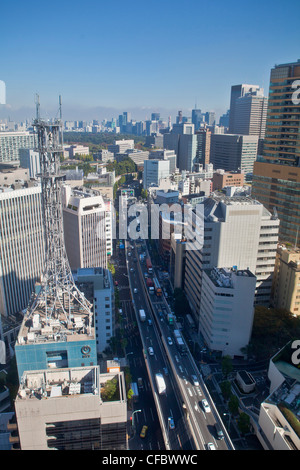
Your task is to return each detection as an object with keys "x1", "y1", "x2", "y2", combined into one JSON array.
[
  {"x1": 167, "y1": 337, "x2": 173, "y2": 346},
  {"x1": 207, "y1": 442, "x2": 216, "y2": 450},
  {"x1": 191, "y1": 375, "x2": 199, "y2": 387},
  {"x1": 148, "y1": 347, "x2": 154, "y2": 356},
  {"x1": 133, "y1": 288, "x2": 138, "y2": 293},
  {"x1": 202, "y1": 399, "x2": 211, "y2": 413}
]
